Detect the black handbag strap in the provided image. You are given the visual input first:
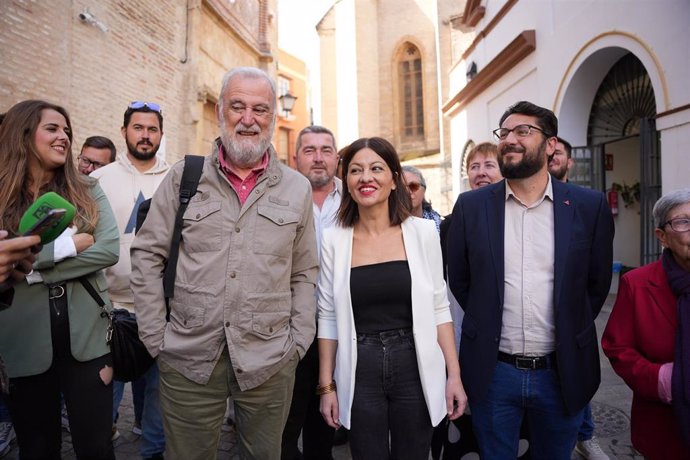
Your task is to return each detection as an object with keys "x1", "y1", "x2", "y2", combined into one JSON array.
[
  {"x1": 79, "y1": 277, "x2": 105, "y2": 307},
  {"x1": 78, "y1": 277, "x2": 113, "y2": 343},
  {"x1": 163, "y1": 155, "x2": 205, "y2": 300}
]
